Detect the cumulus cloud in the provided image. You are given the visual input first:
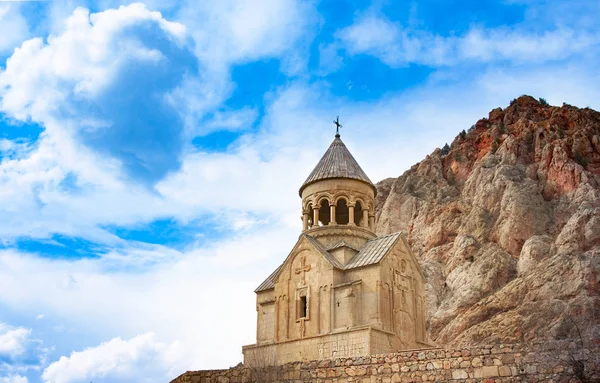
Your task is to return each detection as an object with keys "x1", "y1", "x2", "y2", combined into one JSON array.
[
  {"x1": 0, "y1": 324, "x2": 31, "y2": 358},
  {"x1": 0, "y1": 376, "x2": 28, "y2": 383},
  {"x1": 175, "y1": 0, "x2": 317, "y2": 71},
  {"x1": 0, "y1": 322, "x2": 46, "y2": 380},
  {"x1": 0, "y1": 220, "x2": 298, "y2": 376},
  {"x1": 0, "y1": 3, "x2": 197, "y2": 184},
  {"x1": 0, "y1": 0, "x2": 321, "y2": 247},
  {"x1": 334, "y1": 13, "x2": 600, "y2": 67},
  {"x1": 0, "y1": 4, "x2": 29, "y2": 55},
  {"x1": 42, "y1": 333, "x2": 183, "y2": 383}
]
